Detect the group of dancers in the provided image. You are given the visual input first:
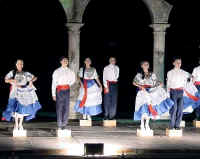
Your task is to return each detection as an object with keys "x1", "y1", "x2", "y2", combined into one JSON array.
[
  {"x1": 134, "y1": 57, "x2": 200, "y2": 131},
  {"x1": 1, "y1": 56, "x2": 200, "y2": 132}
]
